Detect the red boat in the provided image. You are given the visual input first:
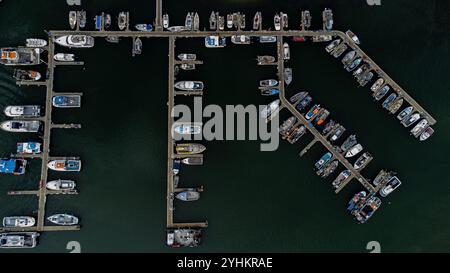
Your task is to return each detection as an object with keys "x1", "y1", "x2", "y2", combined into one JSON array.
[{"x1": 291, "y1": 36, "x2": 306, "y2": 42}]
